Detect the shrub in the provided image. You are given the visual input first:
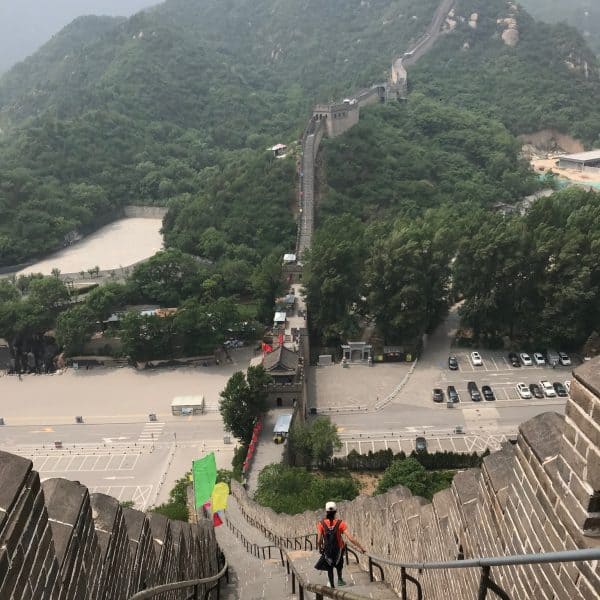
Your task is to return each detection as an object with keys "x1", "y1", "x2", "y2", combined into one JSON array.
[{"x1": 255, "y1": 464, "x2": 359, "y2": 514}]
